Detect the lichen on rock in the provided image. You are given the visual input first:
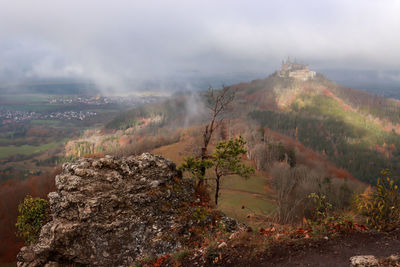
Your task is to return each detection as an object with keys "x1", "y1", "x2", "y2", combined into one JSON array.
[{"x1": 17, "y1": 153, "x2": 240, "y2": 267}]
